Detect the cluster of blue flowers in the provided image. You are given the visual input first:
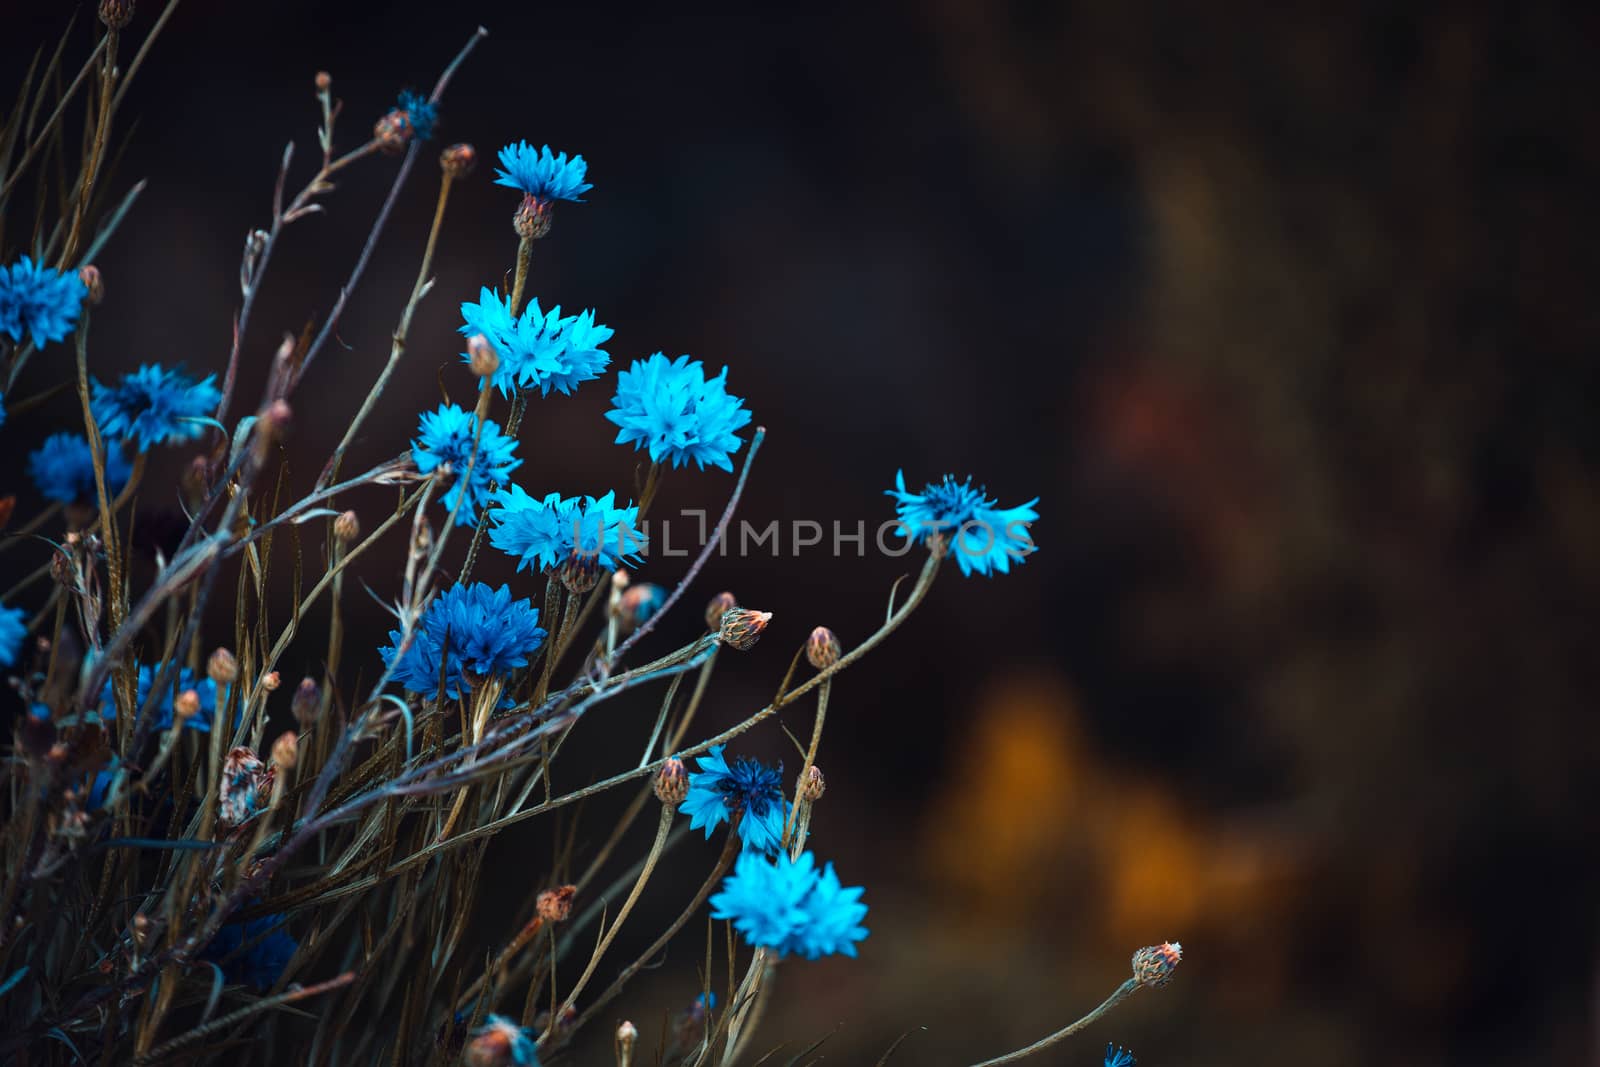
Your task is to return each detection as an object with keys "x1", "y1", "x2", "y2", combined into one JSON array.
[
  {"x1": 887, "y1": 470, "x2": 1040, "y2": 577},
  {"x1": 200, "y1": 913, "x2": 298, "y2": 990},
  {"x1": 379, "y1": 582, "x2": 546, "y2": 699},
  {"x1": 28, "y1": 432, "x2": 132, "y2": 503},
  {"x1": 0, "y1": 604, "x2": 26, "y2": 669},
  {"x1": 0, "y1": 256, "x2": 86, "y2": 348},
  {"x1": 97, "y1": 665, "x2": 223, "y2": 733},
  {"x1": 680, "y1": 745, "x2": 788, "y2": 854},
  {"x1": 459, "y1": 288, "x2": 613, "y2": 398},
  {"x1": 494, "y1": 142, "x2": 591, "y2": 203},
  {"x1": 607, "y1": 353, "x2": 752, "y2": 472},
  {"x1": 90, "y1": 364, "x2": 220, "y2": 452},
  {"x1": 487, "y1": 487, "x2": 643, "y2": 577},
  {"x1": 411, "y1": 403, "x2": 522, "y2": 527},
  {"x1": 710, "y1": 849, "x2": 869, "y2": 959}
]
